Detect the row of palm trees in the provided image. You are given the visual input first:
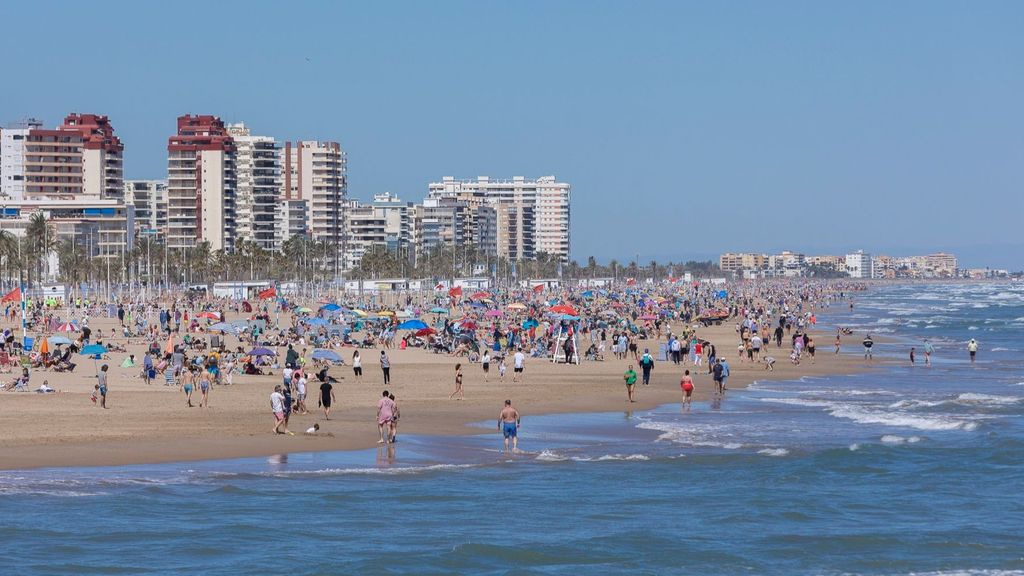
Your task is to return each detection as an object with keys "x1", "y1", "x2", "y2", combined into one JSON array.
[{"x1": 1, "y1": 213, "x2": 721, "y2": 290}]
